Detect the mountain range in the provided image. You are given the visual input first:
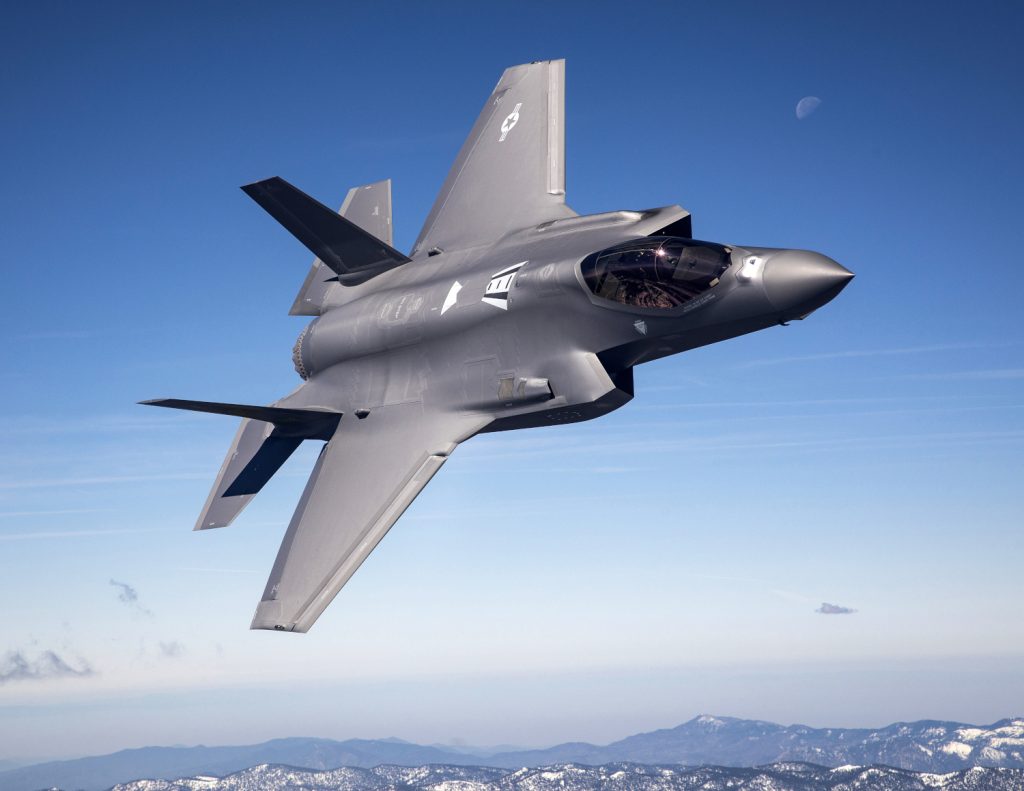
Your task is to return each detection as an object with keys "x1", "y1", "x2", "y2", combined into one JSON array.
[
  {"x1": 109, "y1": 762, "x2": 1024, "y2": 791},
  {"x1": 3, "y1": 714, "x2": 1022, "y2": 791}
]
